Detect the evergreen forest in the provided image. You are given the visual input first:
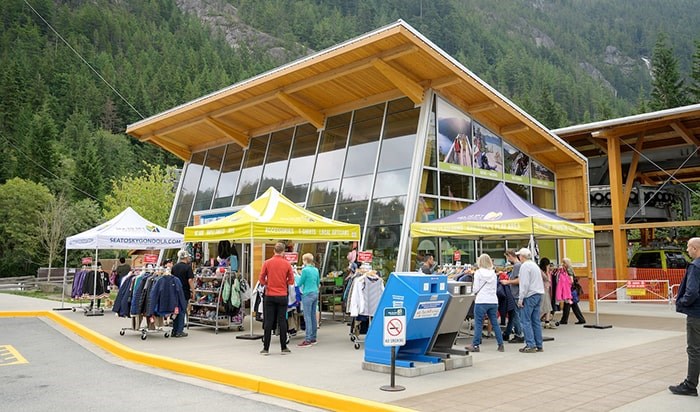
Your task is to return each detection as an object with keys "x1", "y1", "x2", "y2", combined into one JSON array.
[{"x1": 1, "y1": 0, "x2": 699, "y2": 276}]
